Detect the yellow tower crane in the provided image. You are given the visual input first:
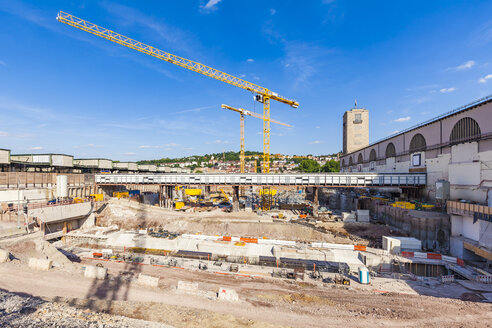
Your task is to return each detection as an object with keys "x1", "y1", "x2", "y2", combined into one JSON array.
[
  {"x1": 56, "y1": 11, "x2": 299, "y2": 173},
  {"x1": 221, "y1": 104, "x2": 291, "y2": 173}
]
